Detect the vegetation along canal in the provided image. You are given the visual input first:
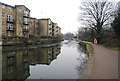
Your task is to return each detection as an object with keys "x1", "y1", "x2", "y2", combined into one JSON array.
[{"x1": 2, "y1": 40, "x2": 89, "y2": 80}]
